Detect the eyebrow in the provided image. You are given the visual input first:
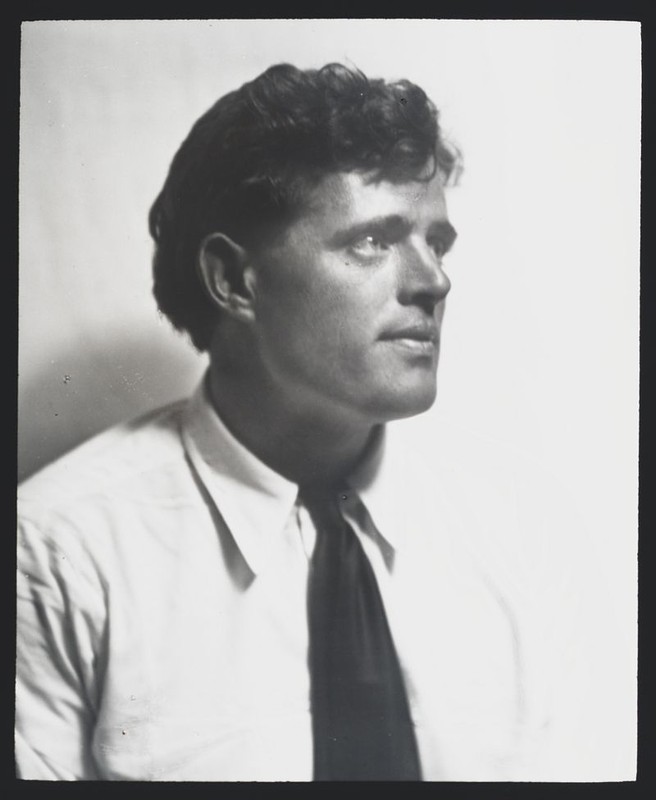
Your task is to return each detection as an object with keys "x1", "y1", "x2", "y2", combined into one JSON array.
[
  {"x1": 327, "y1": 214, "x2": 458, "y2": 251},
  {"x1": 428, "y1": 219, "x2": 458, "y2": 251}
]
